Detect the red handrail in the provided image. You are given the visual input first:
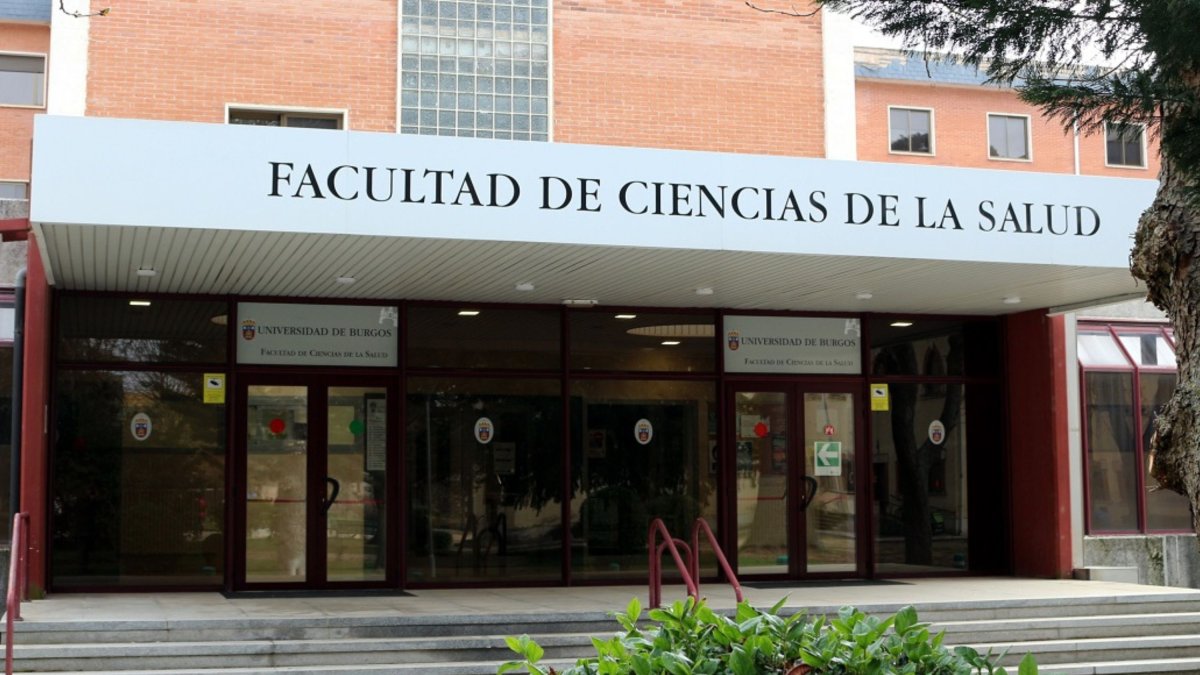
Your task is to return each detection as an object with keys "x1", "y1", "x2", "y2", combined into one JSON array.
[
  {"x1": 648, "y1": 518, "x2": 698, "y2": 608},
  {"x1": 6, "y1": 512, "x2": 29, "y2": 675},
  {"x1": 691, "y1": 518, "x2": 743, "y2": 603}
]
